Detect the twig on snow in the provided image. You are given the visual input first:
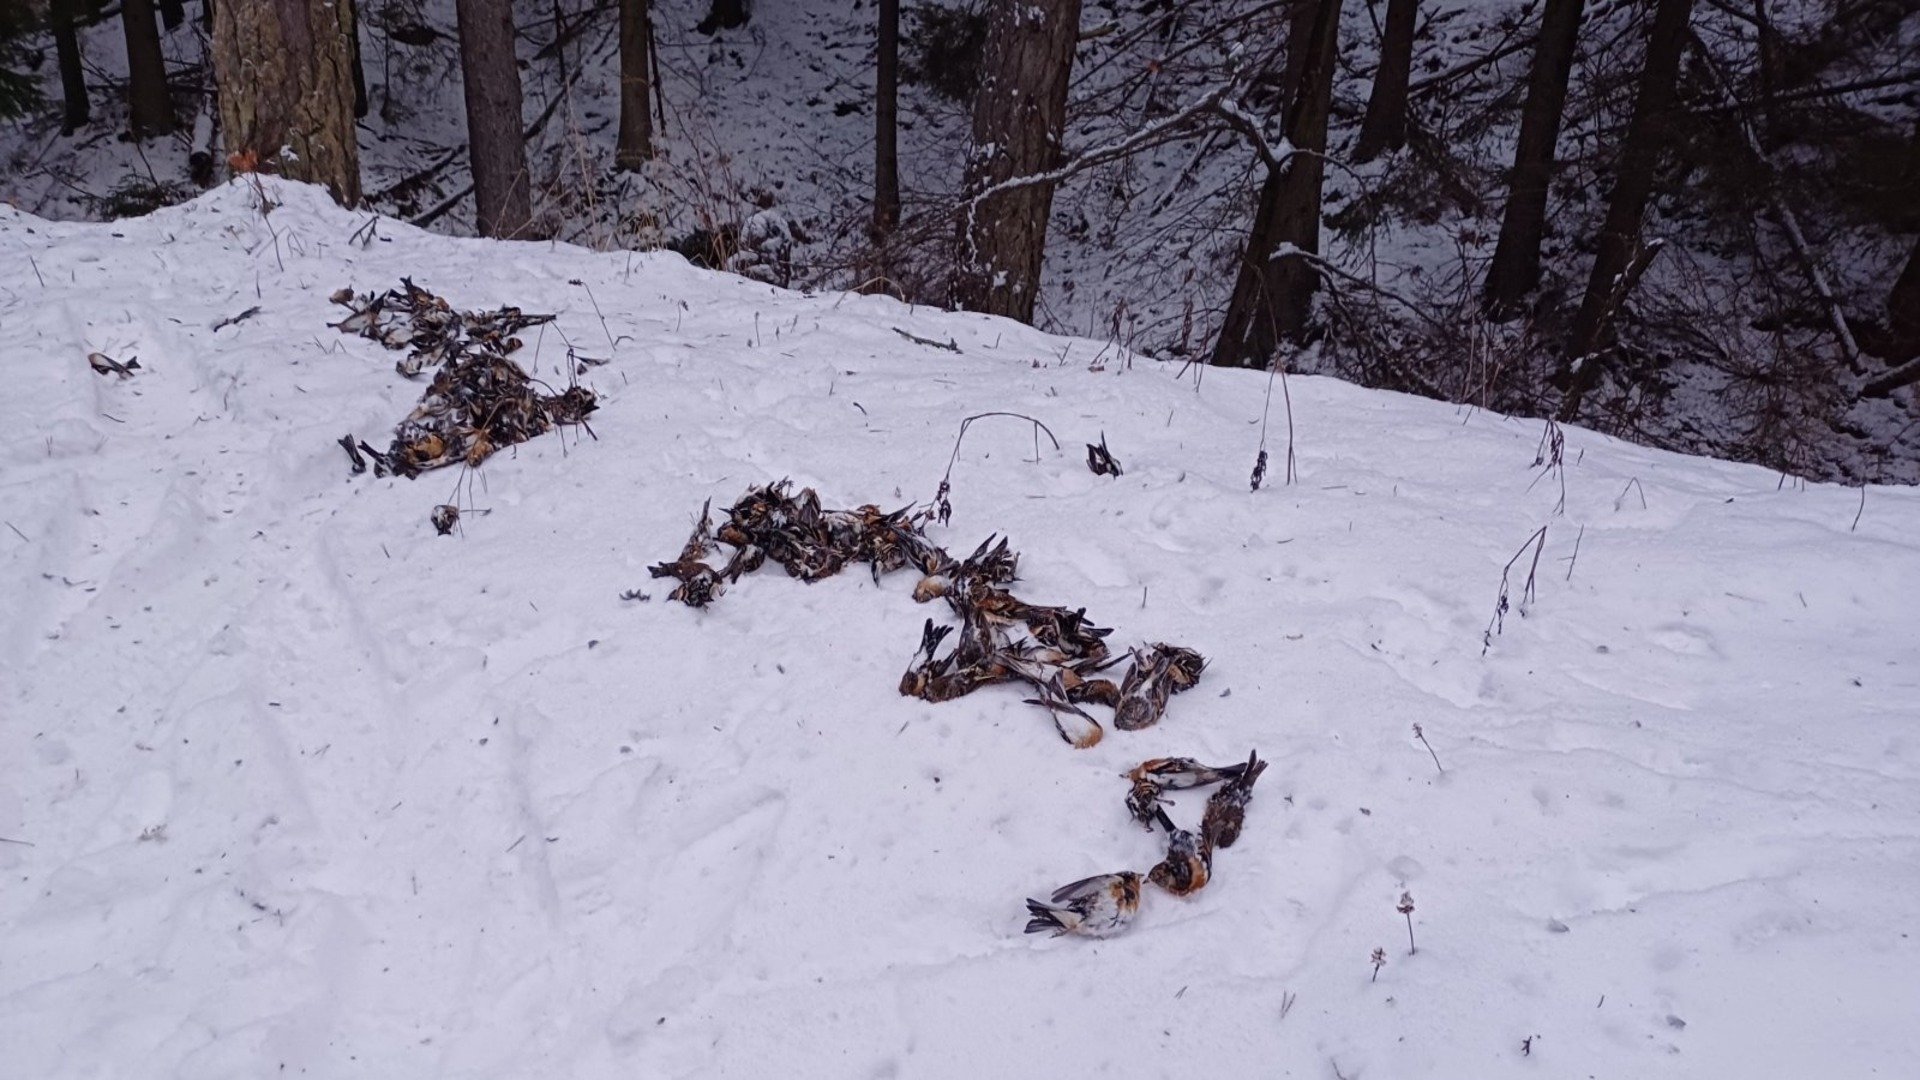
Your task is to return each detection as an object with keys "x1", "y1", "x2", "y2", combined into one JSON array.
[
  {"x1": 1412, "y1": 723, "x2": 1443, "y2": 773},
  {"x1": 1483, "y1": 525, "x2": 1549, "y2": 655}
]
